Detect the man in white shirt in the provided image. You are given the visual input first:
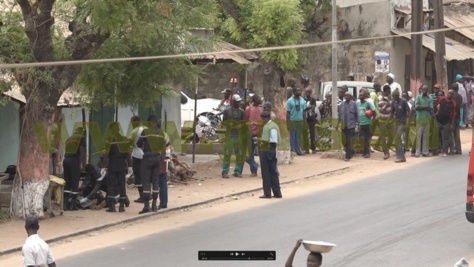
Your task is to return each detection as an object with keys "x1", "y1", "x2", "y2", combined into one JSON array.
[
  {"x1": 129, "y1": 116, "x2": 146, "y2": 203},
  {"x1": 385, "y1": 73, "x2": 402, "y2": 94},
  {"x1": 22, "y1": 216, "x2": 56, "y2": 267}
]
